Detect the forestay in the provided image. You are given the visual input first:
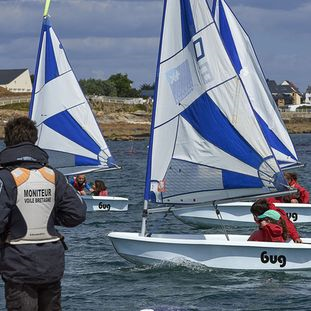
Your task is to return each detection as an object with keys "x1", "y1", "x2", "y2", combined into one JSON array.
[
  {"x1": 29, "y1": 7, "x2": 117, "y2": 175},
  {"x1": 212, "y1": 0, "x2": 299, "y2": 170},
  {"x1": 145, "y1": 0, "x2": 289, "y2": 205}
]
